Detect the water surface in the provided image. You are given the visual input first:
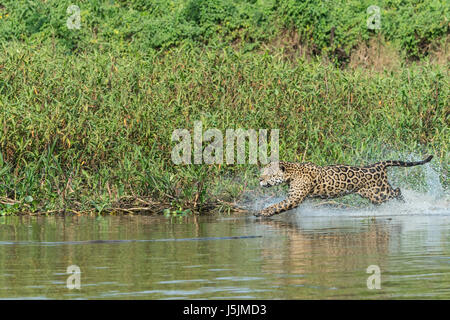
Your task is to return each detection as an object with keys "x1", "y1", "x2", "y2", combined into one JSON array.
[{"x1": 0, "y1": 193, "x2": 449, "y2": 299}]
